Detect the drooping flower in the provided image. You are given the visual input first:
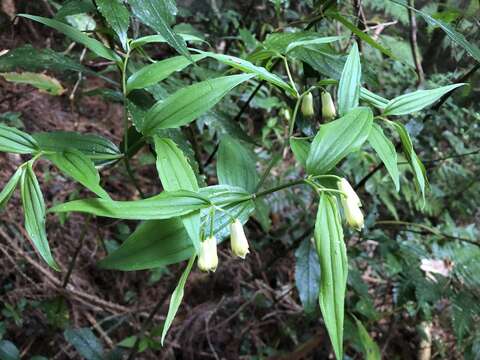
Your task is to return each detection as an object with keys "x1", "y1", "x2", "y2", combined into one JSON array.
[
  {"x1": 229, "y1": 219, "x2": 250, "y2": 259},
  {"x1": 301, "y1": 92, "x2": 314, "y2": 117},
  {"x1": 338, "y1": 178, "x2": 364, "y2": 230},
  {"x1": 321, "y1": 91, "x2": 336, "y2": 121},
  {"x1": 198, "y1": 236, "x2": 218, "y2": 272}
]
